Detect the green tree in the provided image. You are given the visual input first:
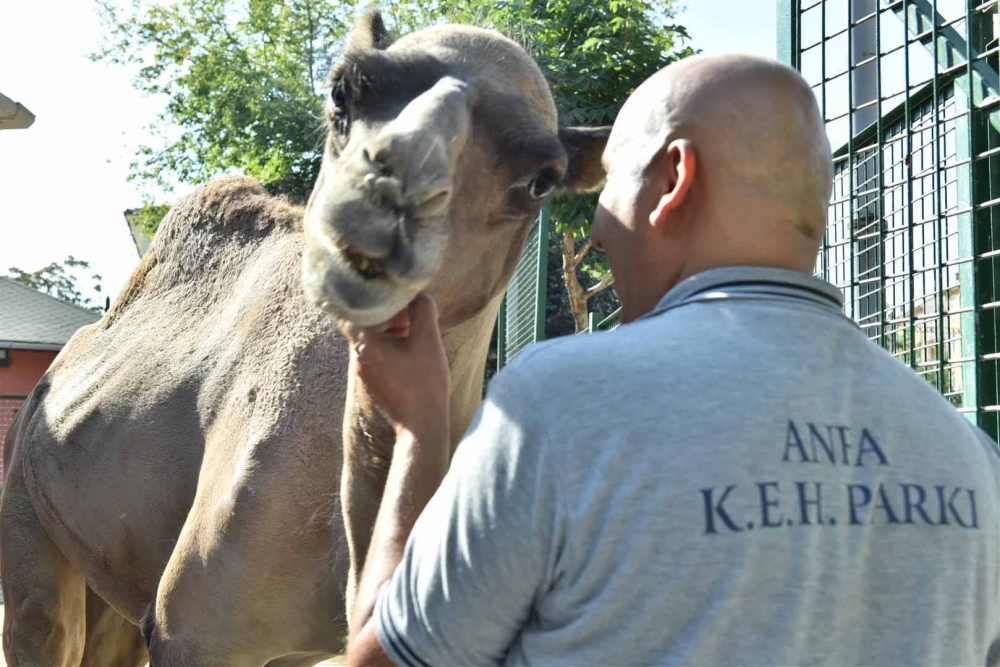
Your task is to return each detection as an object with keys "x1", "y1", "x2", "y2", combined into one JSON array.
[
  {"x1": 93, "y1": 0, "x2": 352, "y2": 201},
  {"x1": 8, "y1": 257, "x2": 105, "y2": 312},
  {"x1": 125, "y1": 203, "x2": 172, "y2": 240},
  {"x1": 447, "y1": 0, "x2": 696, "y2": 332},
  {"x1": 93, "y1": 0, "x2": 460, "y2": 239},
  {"x1": 92, "y1": 0, "x2": 467, "y2": 206}
]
